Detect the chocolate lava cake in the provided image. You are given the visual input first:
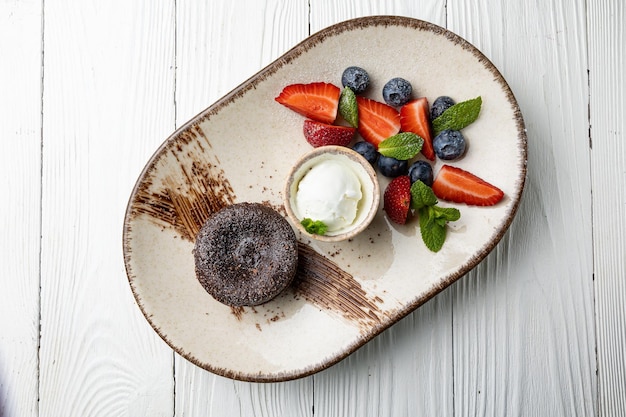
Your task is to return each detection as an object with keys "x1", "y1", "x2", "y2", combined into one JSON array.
[{"x1": 193, "y1": 203, "x2": 298, "y2": 307}]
